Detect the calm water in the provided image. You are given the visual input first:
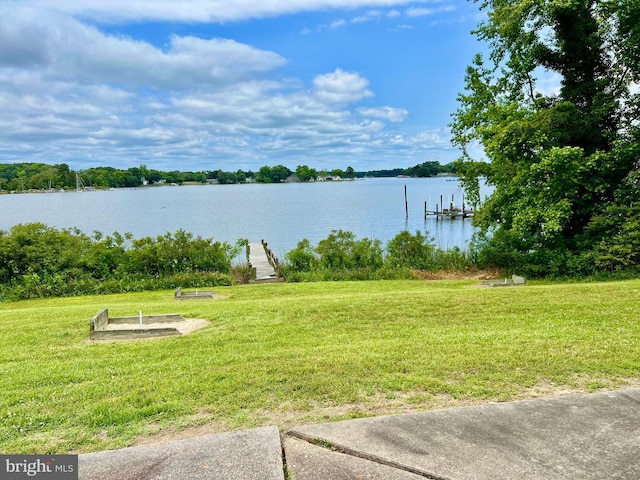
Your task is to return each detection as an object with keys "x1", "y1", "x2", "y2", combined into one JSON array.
[{"x1": 0, "y1": 177, "x2": 490, "y2": 258}]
